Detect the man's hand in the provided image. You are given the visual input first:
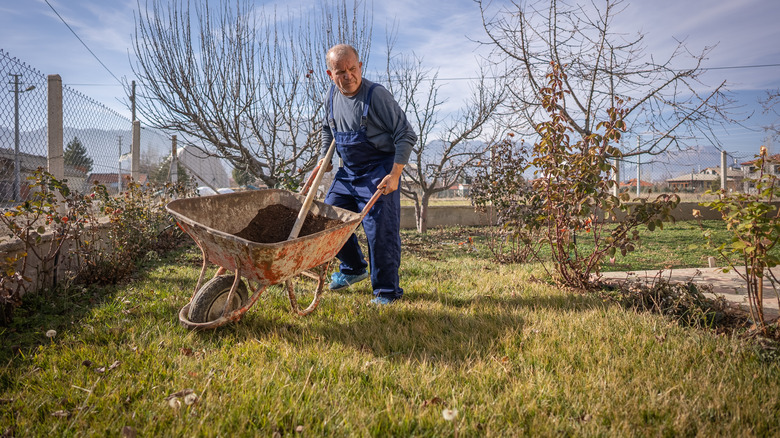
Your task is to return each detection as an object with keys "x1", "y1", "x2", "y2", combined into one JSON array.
[
  {"x1": 378, "y1": 163, "x2": 405, "y2": 195},
  {"x1": 318, "y1": 158, "x2": 333, "y2": 173}
]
